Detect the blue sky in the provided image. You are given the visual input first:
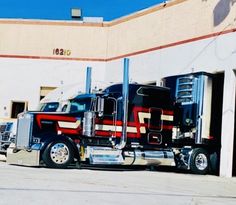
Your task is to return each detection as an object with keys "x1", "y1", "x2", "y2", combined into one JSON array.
[{"x1": 0, "y1": 0, "x2": 164, "y2": 21}]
